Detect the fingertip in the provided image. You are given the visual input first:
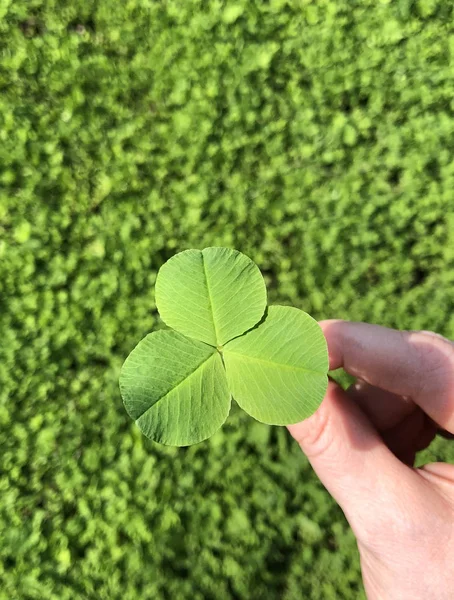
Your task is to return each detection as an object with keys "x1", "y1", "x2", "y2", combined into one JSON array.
[
  {"x1": 318, "y1": 319, "x2": 345, "y2": 335},
  {"x1": 318, "y1": 320, "x2": 346, "y2": 370}
]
